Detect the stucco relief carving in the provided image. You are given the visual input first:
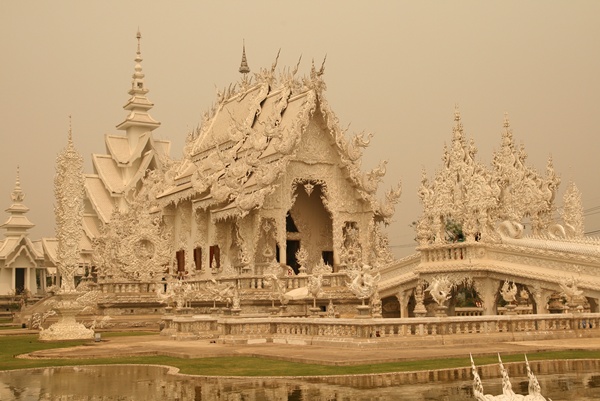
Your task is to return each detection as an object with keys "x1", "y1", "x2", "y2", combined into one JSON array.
[
  {"x1": 54, "y1": 129, "x2": 85, "y2": 293},
  {"x1": 93, "y1": 196, "x2": 172, "y2": 282}
]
